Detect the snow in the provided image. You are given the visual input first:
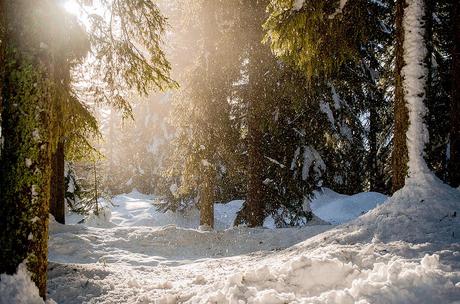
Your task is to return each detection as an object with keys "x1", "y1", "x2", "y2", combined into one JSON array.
[
  {"x1": 4, "y1": 180, "x2": 460, "y2": 303},
  {"x1": 319, "y1": 100, "x2": 335, "y2": 126},
  {"x1": 292, "y1": 0, "x2": 305, "y2": 11},
  {"x1": 302, "y1": 146, "x2": 325, "y2": 181},
  {"x1": 181, "y1": 175, "x2": 460, "y2": 303},
  {"x1": 0, "y1": 263, "x2": 50, "y2": 304},
  {"x1": 310, "y1": 188, "x2": 388, "y2": 224},
  {"x1": 402, "y1": 0, "x2": 431, "y2": 177}
]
